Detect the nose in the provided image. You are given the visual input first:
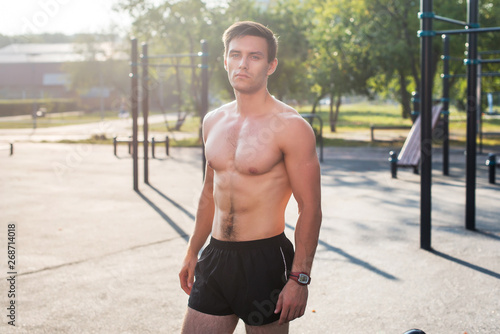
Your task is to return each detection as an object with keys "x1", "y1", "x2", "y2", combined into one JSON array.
[{"x1": 238, "y1": 56, "x2": 248, "y2": 69}]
